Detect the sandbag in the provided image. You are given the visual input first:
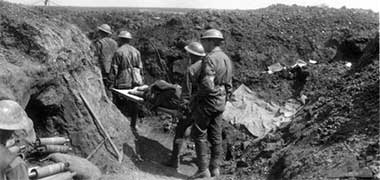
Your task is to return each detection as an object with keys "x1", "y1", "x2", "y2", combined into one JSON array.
[{"x1": 47, "y1": 153, "x2": 101, "y2": 180}]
